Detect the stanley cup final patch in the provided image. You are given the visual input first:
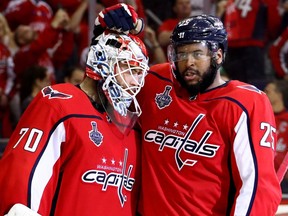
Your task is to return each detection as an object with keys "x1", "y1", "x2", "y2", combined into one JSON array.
[
  {"x1": 89, "y1": 121, "x2": 103, "y2": 146},
  {"x1": 155, "y1": 85, "x2": 172, "y2": 109}
]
